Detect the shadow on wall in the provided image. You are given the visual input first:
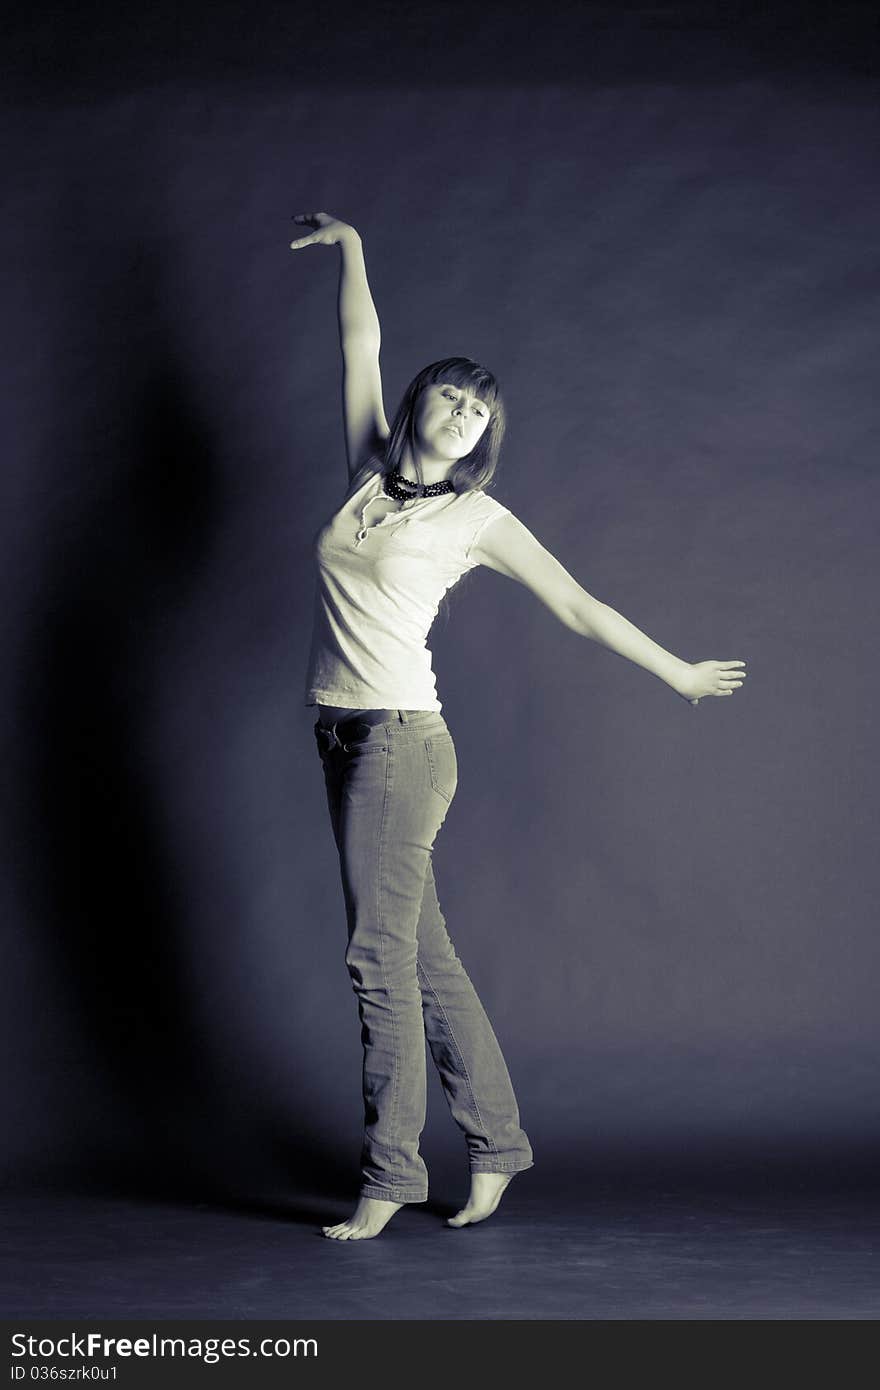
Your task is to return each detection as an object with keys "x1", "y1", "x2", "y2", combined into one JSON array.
[{"x1": 15, "y1": 240, "x2": 347, "y2": 1202}]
